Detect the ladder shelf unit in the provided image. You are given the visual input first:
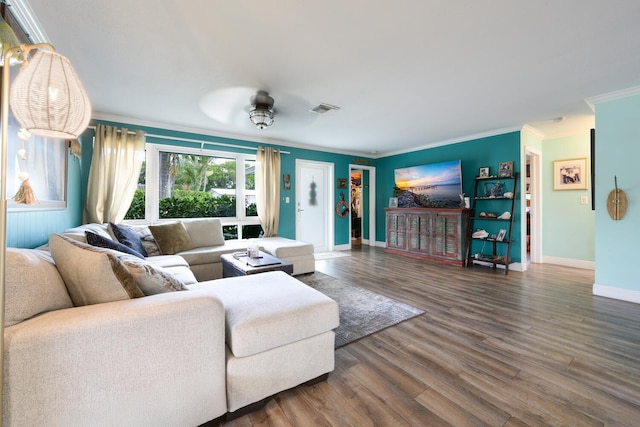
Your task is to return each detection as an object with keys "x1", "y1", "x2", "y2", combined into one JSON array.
[{"x1": 468, "y1": 172, "x2": 518, "y2": 274}]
